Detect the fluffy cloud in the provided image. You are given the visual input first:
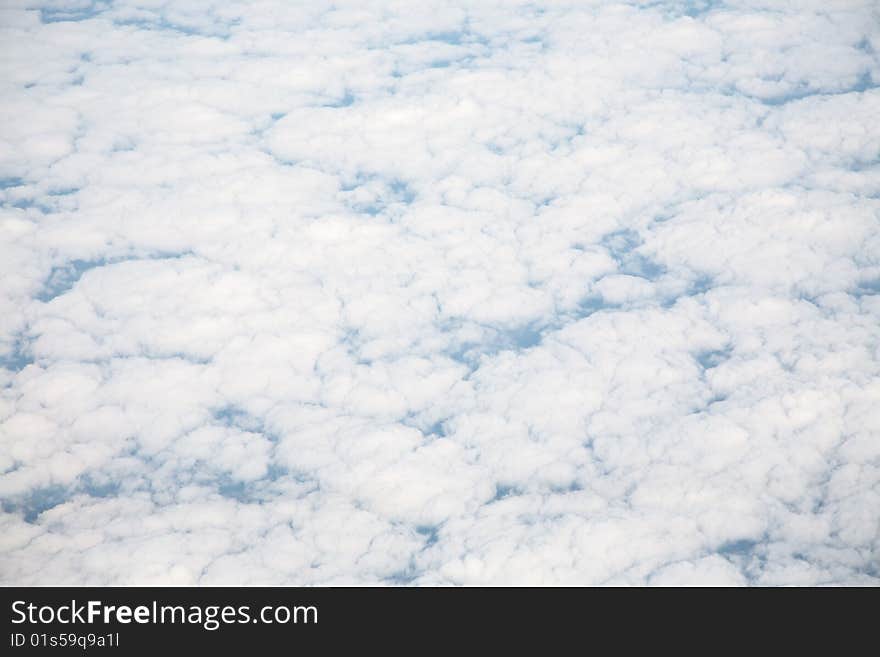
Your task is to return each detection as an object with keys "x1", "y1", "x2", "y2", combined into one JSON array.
[{"x1": 1, "y1": 0, "x2": 878, "y2": 585}]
